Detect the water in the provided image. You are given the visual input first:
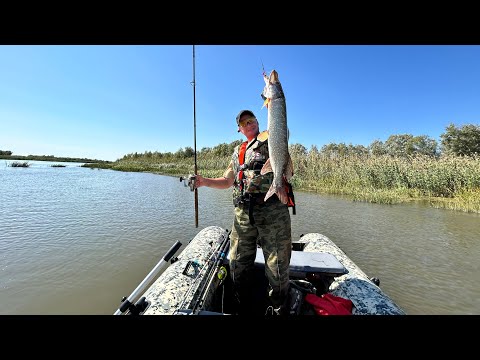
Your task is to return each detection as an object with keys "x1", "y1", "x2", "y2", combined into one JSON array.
[{"x1": 1, "y1": 160, "x2": 479, "y2": 314}]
